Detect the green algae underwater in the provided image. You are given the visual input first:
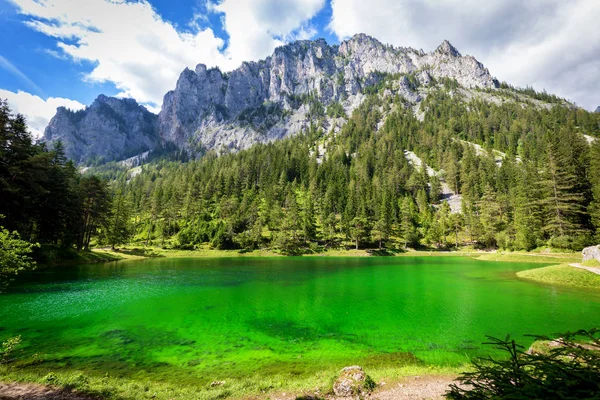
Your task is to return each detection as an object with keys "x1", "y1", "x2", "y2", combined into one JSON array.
[{"x1": 1, "y1": 256, "x2": 600, "y2": 388}]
